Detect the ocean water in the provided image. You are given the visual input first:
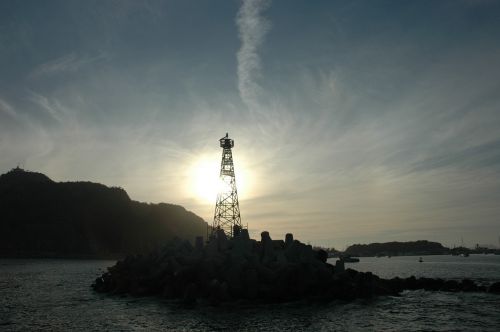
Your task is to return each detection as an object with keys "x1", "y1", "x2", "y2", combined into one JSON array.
[{"x1": 1, "y1": 255, "x2": 499, "y2": 331}]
